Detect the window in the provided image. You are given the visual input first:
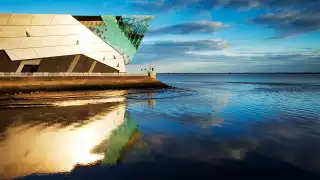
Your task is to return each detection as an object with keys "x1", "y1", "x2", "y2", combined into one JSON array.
[{"x1": 21, "y1": 65, "x2": 39, "y2": 73}]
